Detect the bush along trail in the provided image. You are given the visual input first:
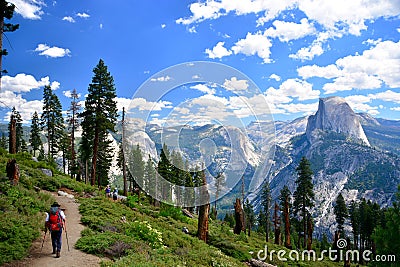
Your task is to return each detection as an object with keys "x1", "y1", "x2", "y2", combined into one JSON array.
[{"x1": 3, "y1": 190, "x2": 101, "y2": 267}]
